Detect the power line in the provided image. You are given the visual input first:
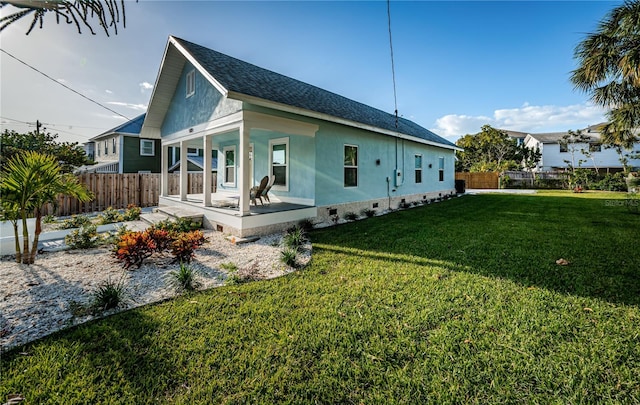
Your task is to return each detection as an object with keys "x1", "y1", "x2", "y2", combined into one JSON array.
[
  {"x1": 387, "y1": 0, "x2": 399, "y2": 129},
  {"x1": 0, "y1": 48, "x2": 131, "y2": 121}
]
